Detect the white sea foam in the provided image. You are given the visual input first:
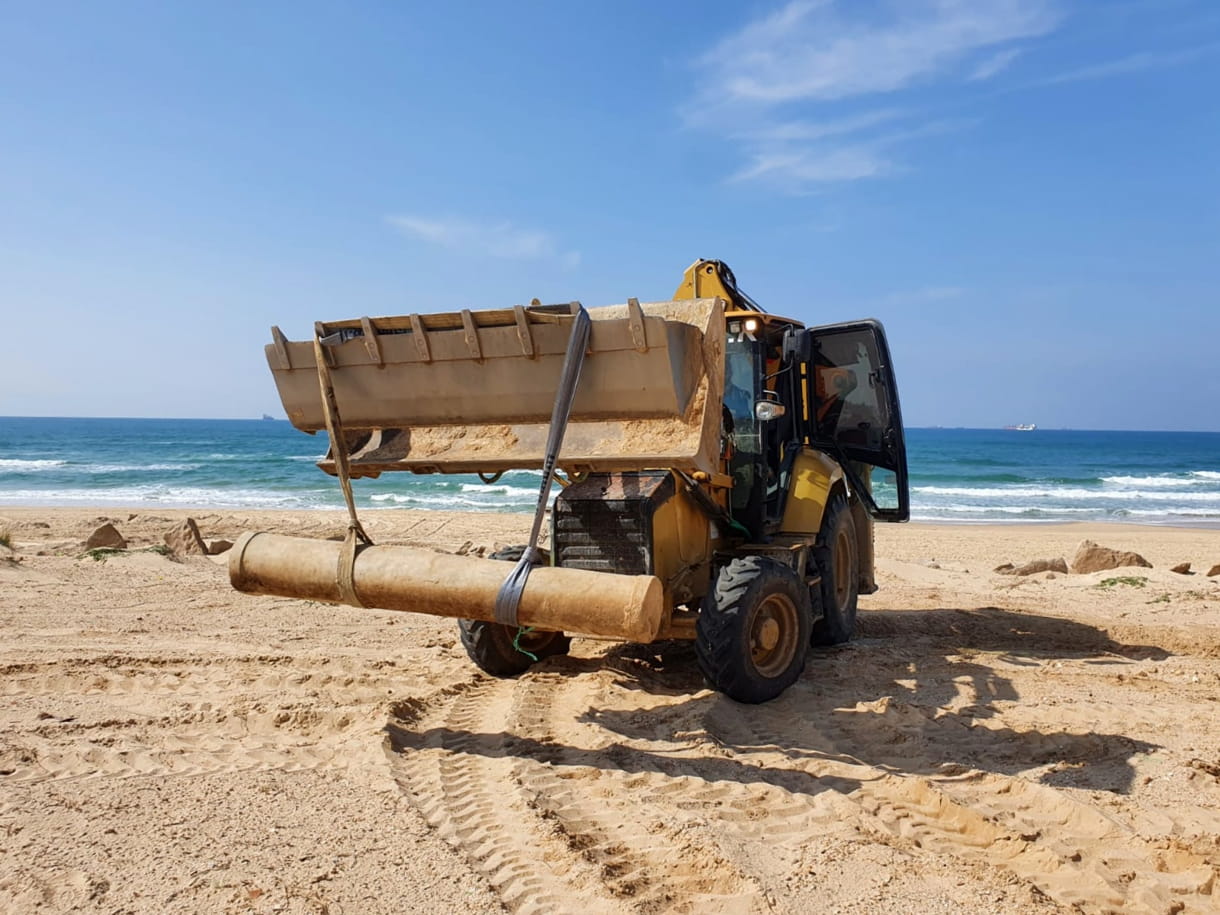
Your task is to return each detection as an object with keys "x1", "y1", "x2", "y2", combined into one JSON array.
[
  {"x1": 458, "y1": 483, "x2": 543, "y2": 496},
  {"x1": 909, "y1": 514, "x2": 1064, "y2": 525},
  {"x1": 0, "y1": 486, "x2": 330, "y2": 509},
  {"x1": 1101, "y1": 475, "x2": 1198, "y2": 488},
  {"x1": 368, "y1": 491, "x2": 548, "y2": 510},
  {"x1": 1122, "y1": 507, "x2": 1220, "y2": 517},
  {"x1": 0, "y1": 459, "x2": 67, "y2": 470},
  {"x1": 1191, "y1": 470, "x2": 1220, "y2": 480},
  {"x1": 84, "y1": 463, "x2": 201, "y2": 473},
  {"x1": 913, "y1": 485, "x2": 1220, "y2": 503},
  {"x1": 933, "y1": 504, "x2": 1094, "y2": 514}
]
